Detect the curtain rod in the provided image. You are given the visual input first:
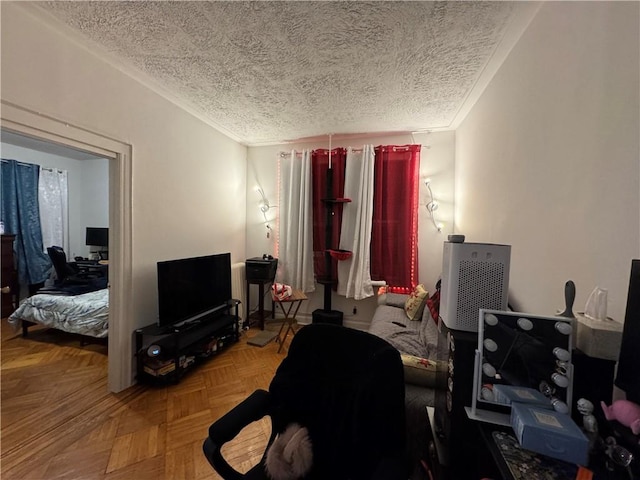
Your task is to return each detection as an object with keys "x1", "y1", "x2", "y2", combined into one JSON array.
[
  {"x1": 279, "y1": 147, "x2": 367, "y2": 157},
  {"x1": 40, "y1": 166, "x2": 65, "y2": 173},
  {"x1": 1, "y1": 158, "x2": 35, "y2": 167},
  {"x1": 1, "y1": 159, "x2": 65, "y2": 173}
]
